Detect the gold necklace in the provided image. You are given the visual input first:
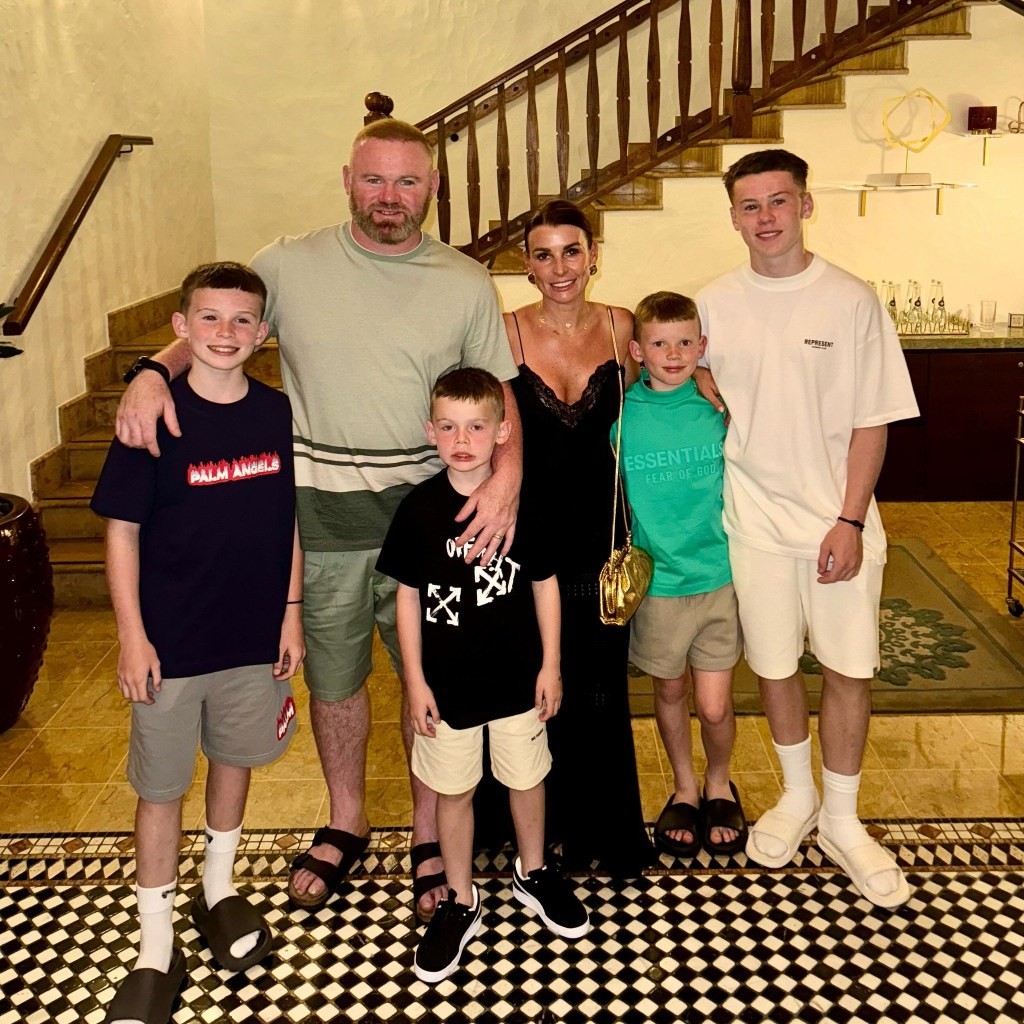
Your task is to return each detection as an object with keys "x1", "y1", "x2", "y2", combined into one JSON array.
[{"x1": 536, "y1": 302, "x2": 592, "y2": 337}]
